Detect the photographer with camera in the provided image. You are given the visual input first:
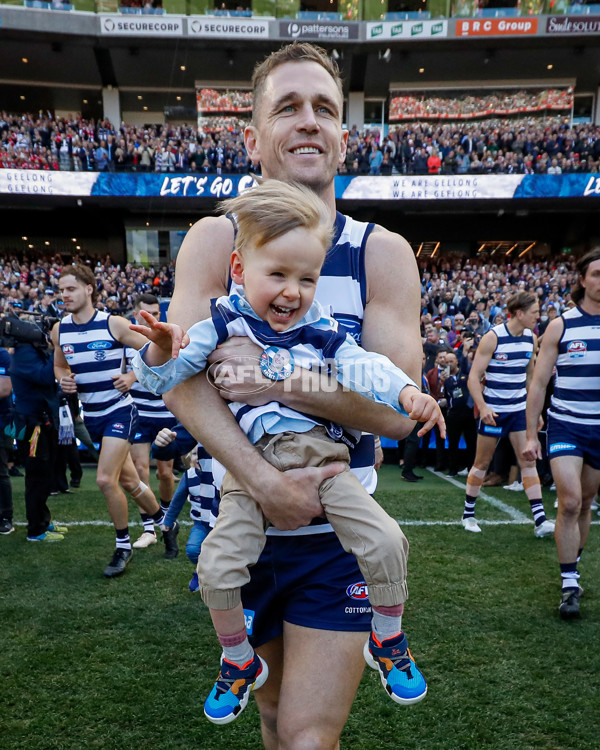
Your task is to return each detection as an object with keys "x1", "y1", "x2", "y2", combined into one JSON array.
[
  {"x1": 2, "y1": 313, "x2": 67, "y2": 541},
  {"x1": 0, "y1": 346, "x2": 14, "y2": 535}
]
